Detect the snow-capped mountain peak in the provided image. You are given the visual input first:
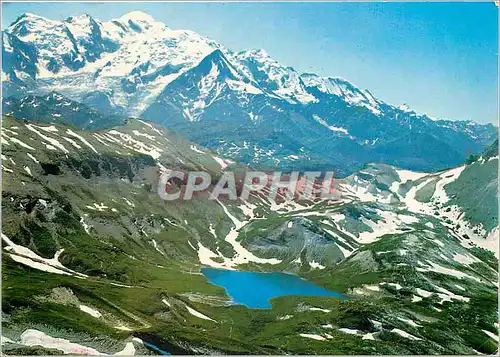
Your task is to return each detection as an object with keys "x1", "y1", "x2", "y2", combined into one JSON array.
[
  {"x1": 65, "y1": 13, "x2": 93, "y2": 23},
  {"x1": 63, "y1": 14, "x2": 110, "y2": 56},
  {"x1": 118, "y1": 10, "x2": 158, "y2": 23},
  {"x1": 233, "y1": 48, "x2": 316, "y2": 104},
  {"x1": 301, "y1": 73, "x2": 382, "y2": 115},
  {"x1": 64, "y1": 14, "x2": 96, "y2": 31},
  {"x1": 398, "y1": 103, "x2": 412, "y2": 112},
  {"x1": 4, "y1": 13, "x2": 90, "y2": 78},
  {"x1": 2, "y1": 11, "x2": 223, "y2": 115},
  {"x1": 7, "y1": 12, "x2": 68, "y2": 41},
  {"x1": 237, "y1": 48, "x2": 271, "y2": 60},
  {"x1": 7, "y1": 12, "x2": 59, "y2": 33},
  {"x1": 115, "y1": 11, "x2": 165, "y2": 33},
  {"x1": 147, "y1": 48, "x2": 266, "y2": 122}
]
